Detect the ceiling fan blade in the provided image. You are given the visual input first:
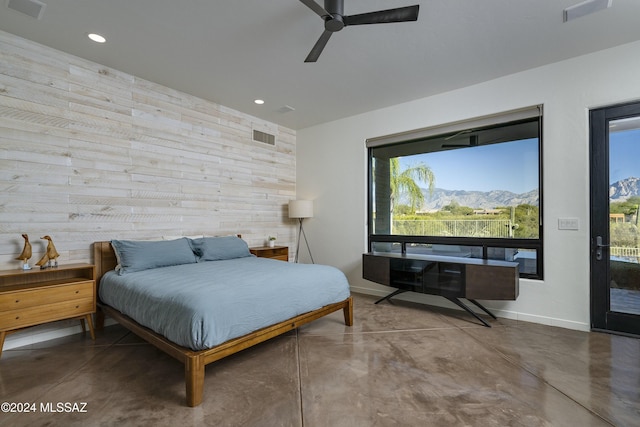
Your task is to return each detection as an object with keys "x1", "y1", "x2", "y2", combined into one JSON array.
[
  {"x1": 299, "y1": 0, "x2": 329, "y2": 18},
  {"x1": 305, "y1": 30, "x2": 333, "y2": 62},
  {"x1": 344, "y1": 5, "x2": 419, "y2": 26}
]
